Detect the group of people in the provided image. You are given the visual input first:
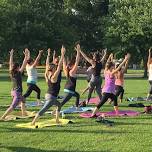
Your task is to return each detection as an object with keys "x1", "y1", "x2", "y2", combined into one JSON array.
[{"x1": 0, "y1": 43, "x2": 133, "y2": 125}]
